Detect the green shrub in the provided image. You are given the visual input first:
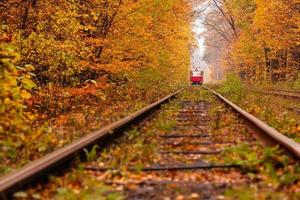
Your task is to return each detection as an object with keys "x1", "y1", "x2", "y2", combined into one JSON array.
[
  {"x1": 219, "y1": 72, "x2": 244, "y2": 103},
  {"x1": 0, "y1": 44, "x2": 36, "y2": 135},
  {"x1": 293, "y1": 73, "x2": 300, "y2": 89}
]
